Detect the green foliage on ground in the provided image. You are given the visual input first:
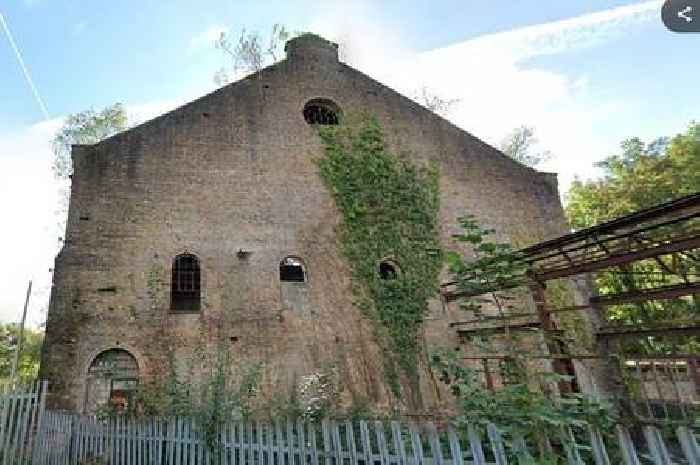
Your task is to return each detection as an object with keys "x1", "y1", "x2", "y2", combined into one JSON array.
[
  {"x1": 316, "y1": 114, "x2": 442, "y2": 402},
  {"x1": 566, "y1": 122, "x2": 700, "y2": 354}
]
